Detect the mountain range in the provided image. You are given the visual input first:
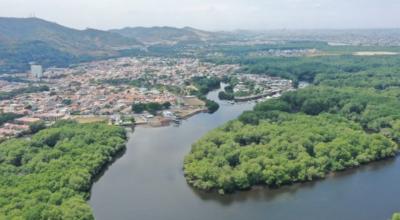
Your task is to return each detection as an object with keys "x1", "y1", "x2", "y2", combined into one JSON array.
[
  {"x1": 0, "y1": 17, "x2": 142, "y2": 56},
  {"x1": 0, "y1": 17, "x2": 222, "y2": 73},
  {"x1": 2, "y1": 17, "x2": 400, "y2": 74},
  {"x1": 110, "y1": 26, "x2": 218, "y2": 45}
]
